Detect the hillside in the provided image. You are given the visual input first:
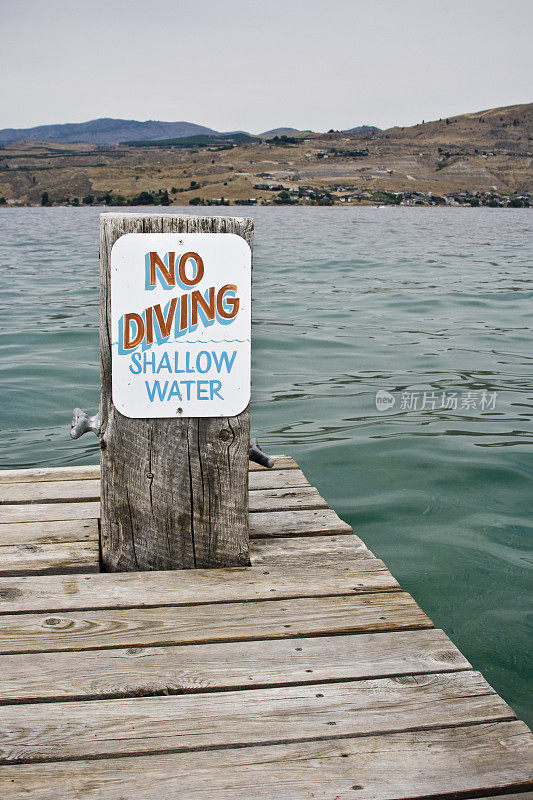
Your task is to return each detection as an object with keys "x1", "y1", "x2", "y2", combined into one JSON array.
[
  {"x1": 0, "y1": 118, "x2": 221, "y2": 146},
  {"x1": 0, "y1": 104, "x2": 530, "y2": 207},
  {"x1": 343, "y1": 125, "x2": 381, "y2": 136}
]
